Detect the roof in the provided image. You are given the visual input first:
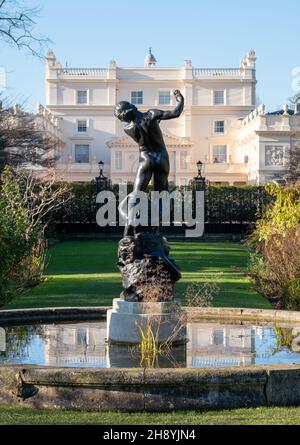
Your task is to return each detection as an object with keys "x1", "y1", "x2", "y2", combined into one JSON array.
[{"x1": 267, "y1": 108, "x2": 295, "y2": 116}]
